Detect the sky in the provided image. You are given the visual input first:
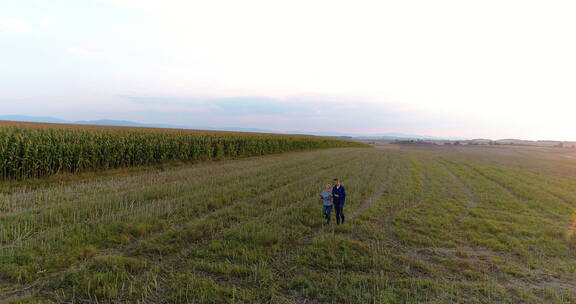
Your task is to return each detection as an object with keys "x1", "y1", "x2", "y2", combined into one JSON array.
[{"x1": 1, "y1": 0, "x2": 575, "y2": 140}]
